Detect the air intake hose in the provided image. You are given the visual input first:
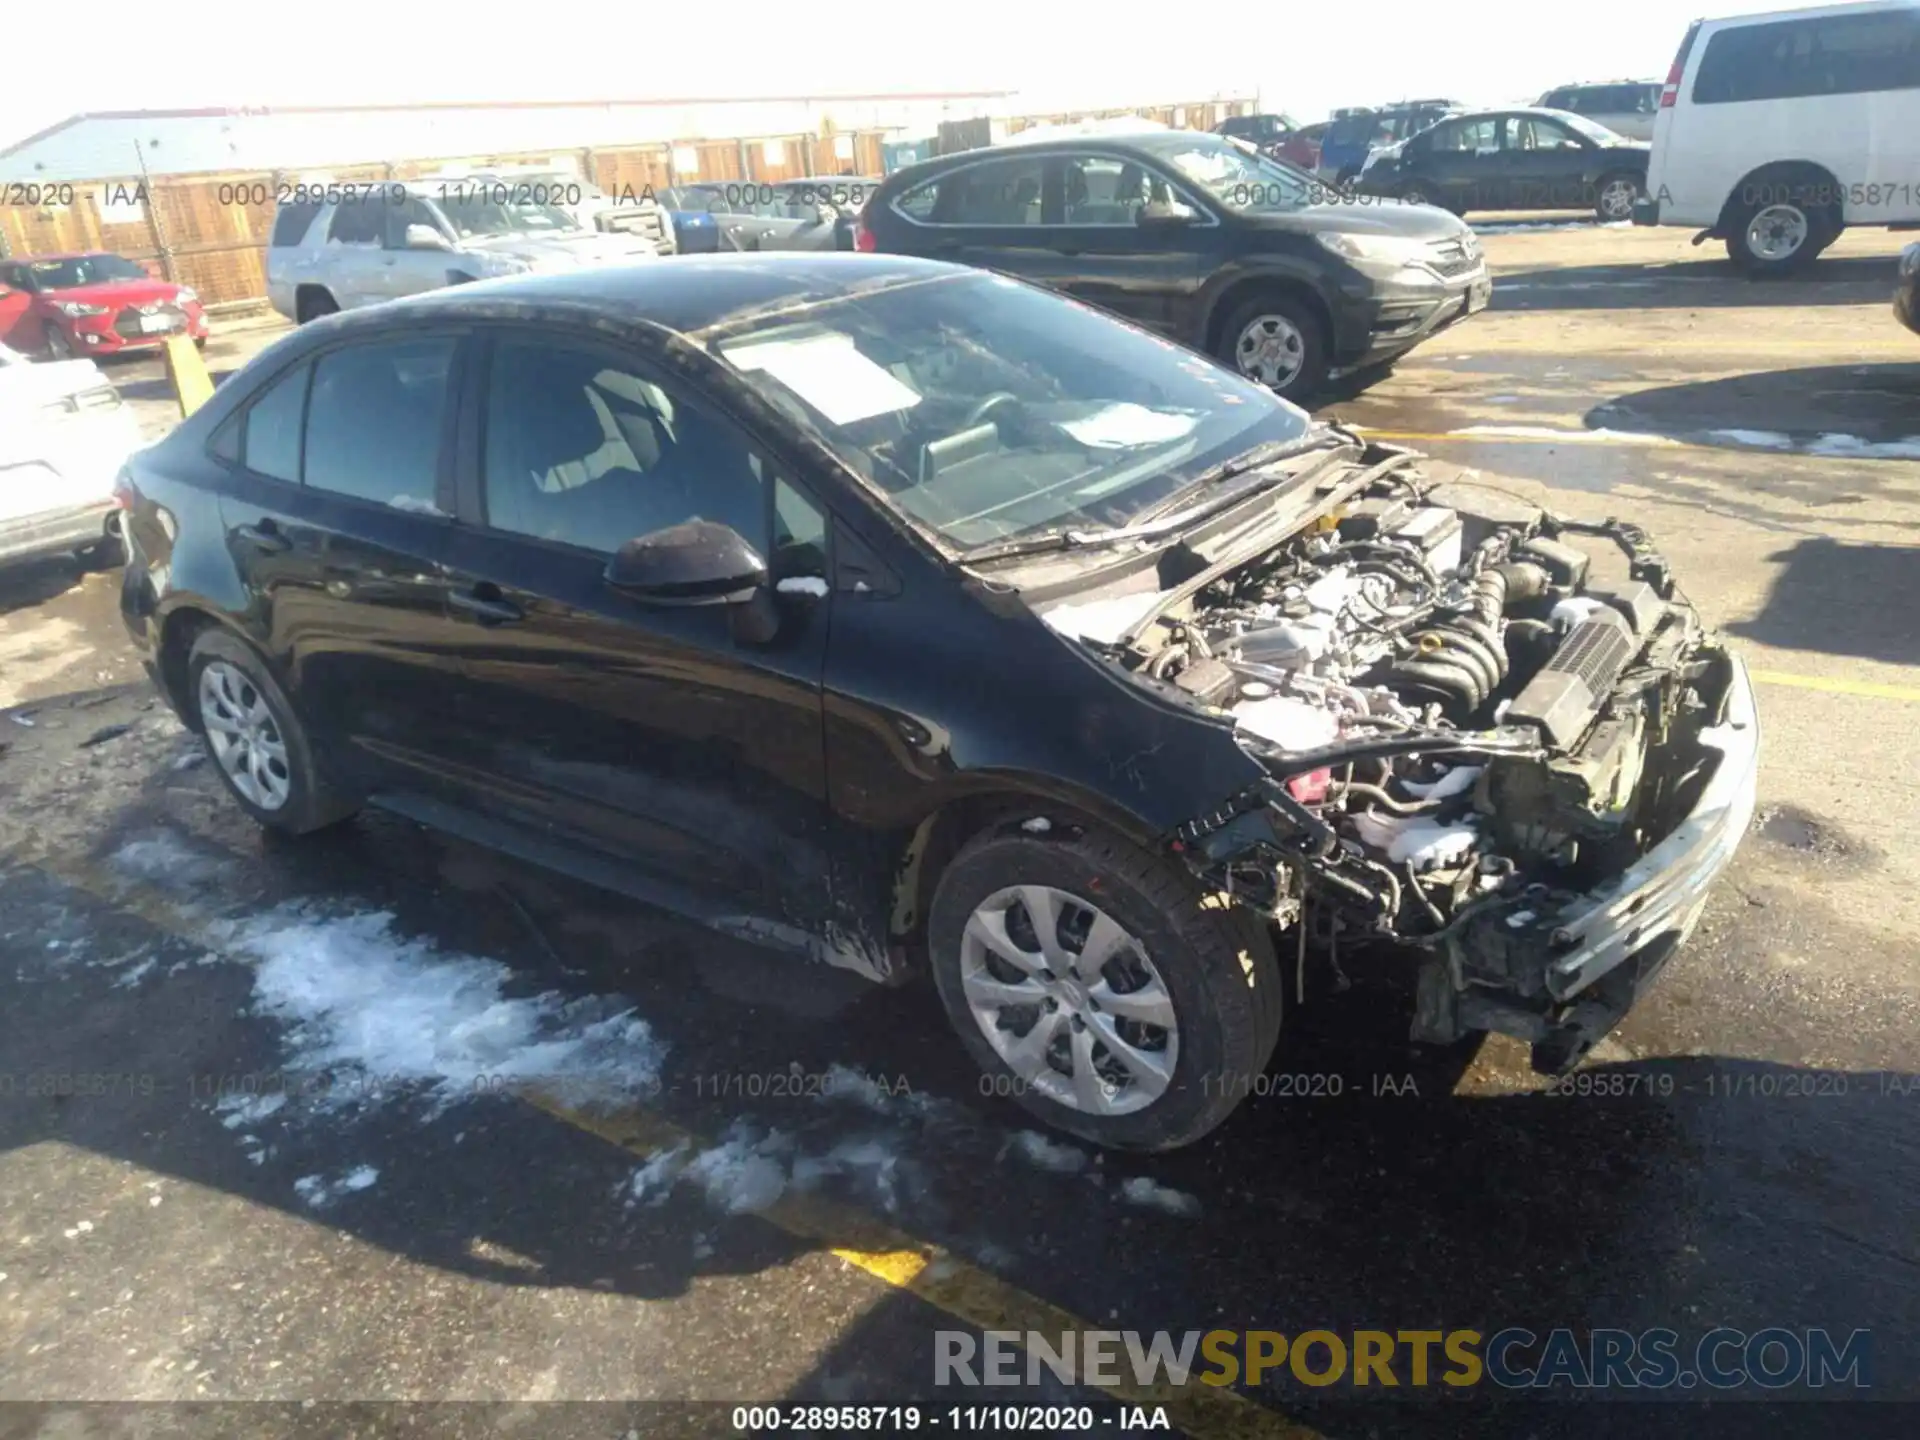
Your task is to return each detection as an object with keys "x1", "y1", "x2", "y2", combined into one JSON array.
[{"x1": 1385, "y1": 562, "x2": 1546, "y2": 716}]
